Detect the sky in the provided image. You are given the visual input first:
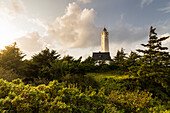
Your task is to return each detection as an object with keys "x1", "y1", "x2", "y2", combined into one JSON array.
[{"x1": 0, "y1": 0, "x2": 170, "y2": 59}]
